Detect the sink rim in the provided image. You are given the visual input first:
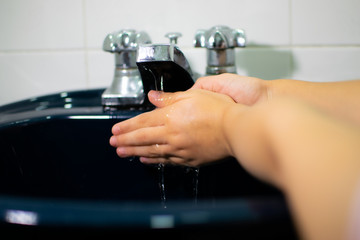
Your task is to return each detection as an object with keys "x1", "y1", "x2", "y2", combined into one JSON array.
[
  {"x1": 0, "y1": 194, "x2": 290, "y2": 228},
  {"x1": 0, "y1": 88, "x2": 147, "y2": 130}
]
